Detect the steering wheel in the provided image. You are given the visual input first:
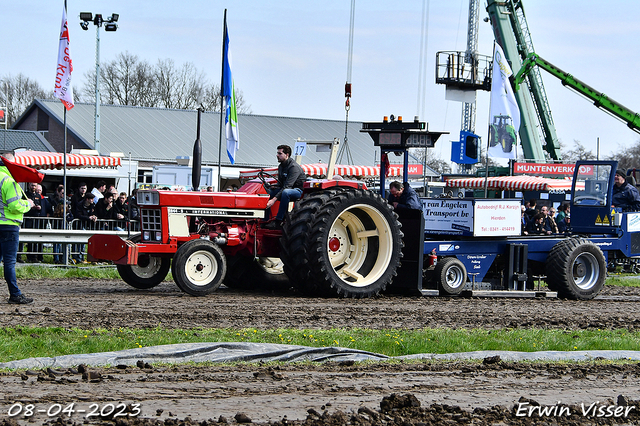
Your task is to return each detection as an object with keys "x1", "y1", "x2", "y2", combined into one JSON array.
[{"x1": 257, "y1": 169, "x2": 279, "y2": 191}]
